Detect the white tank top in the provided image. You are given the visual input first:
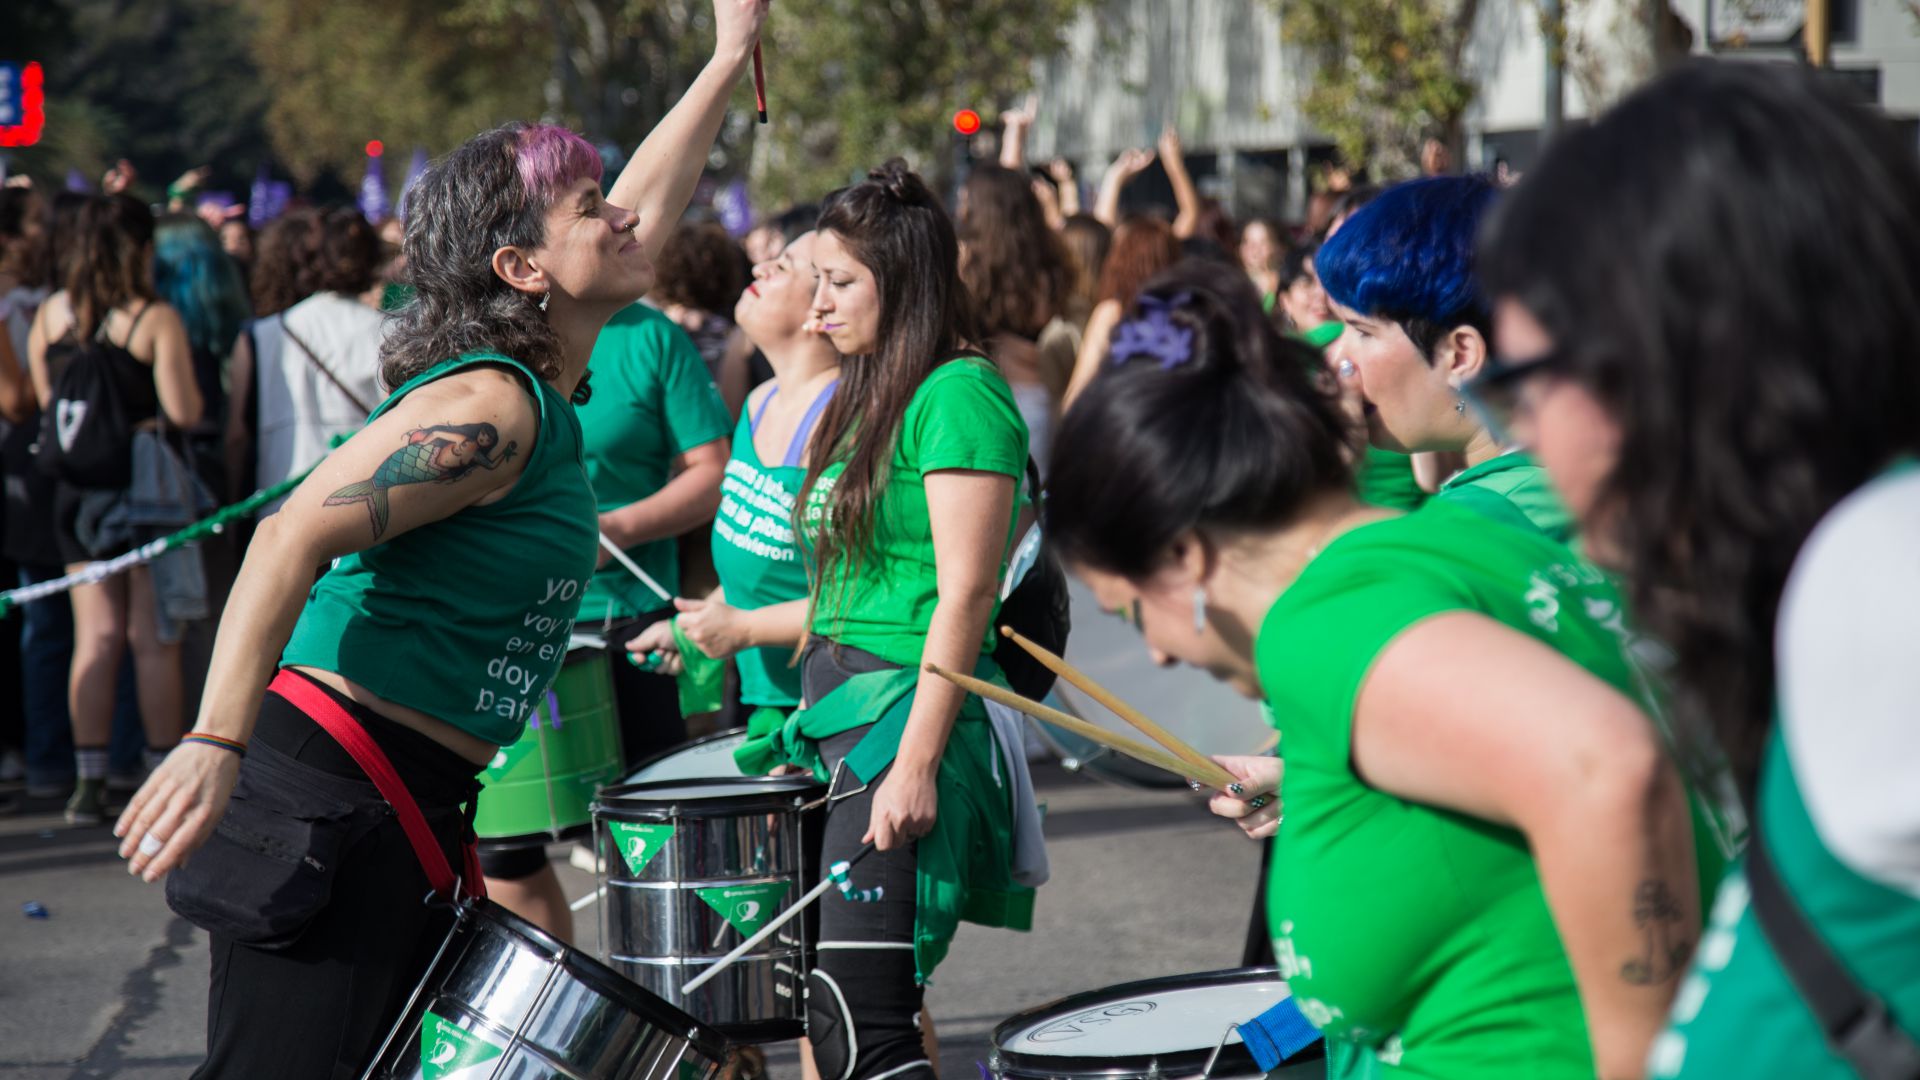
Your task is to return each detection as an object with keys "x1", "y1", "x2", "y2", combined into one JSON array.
[{"x1": 252, "y1": 292, "x2": 388, "y2": 509}]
